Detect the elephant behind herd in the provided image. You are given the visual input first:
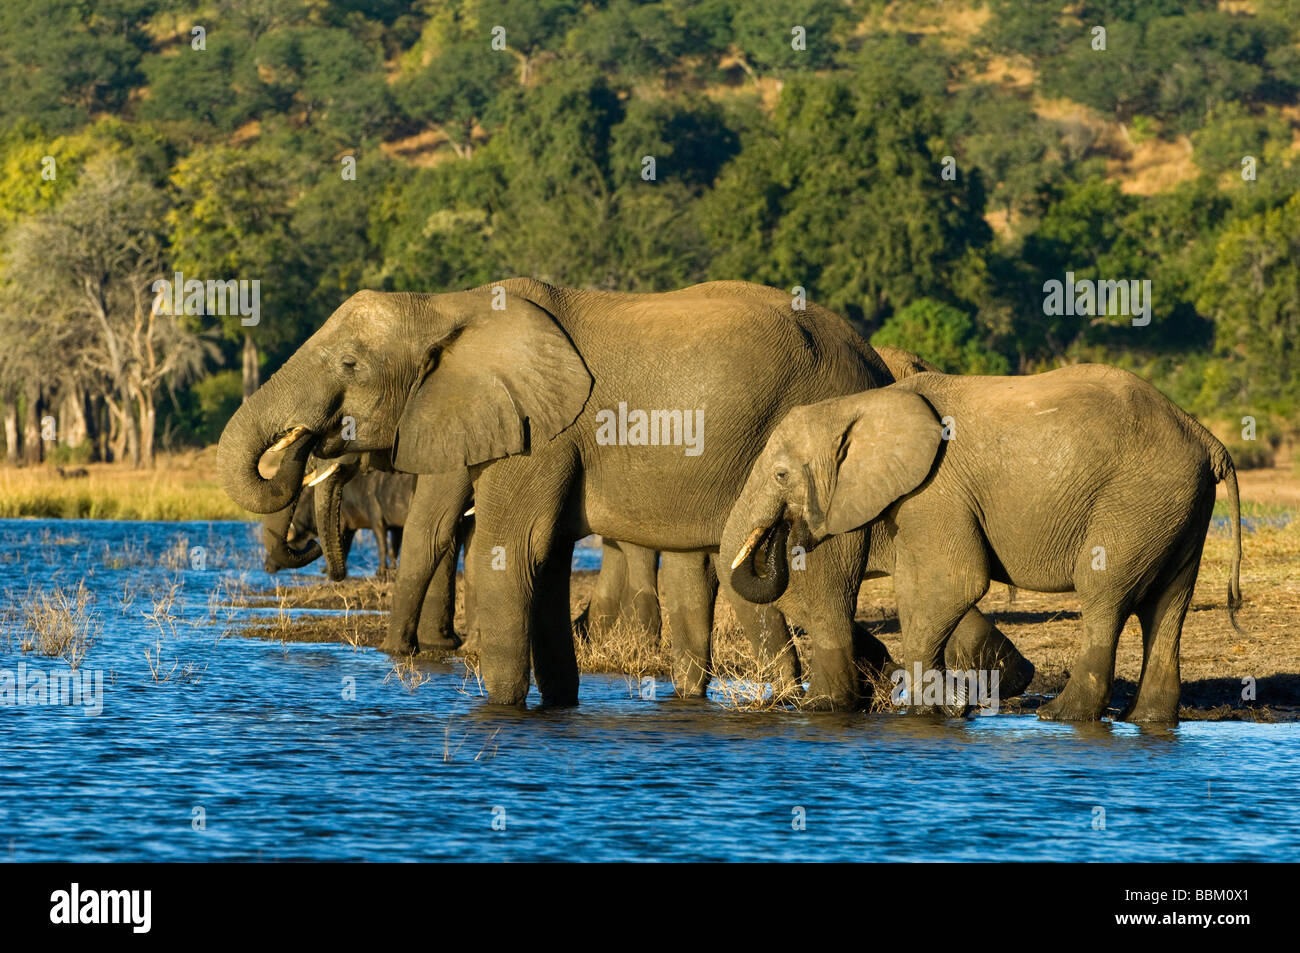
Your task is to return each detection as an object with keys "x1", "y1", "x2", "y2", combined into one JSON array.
[{"x1": 233, "y1": 279, "x2": 1243, "y2": 724}]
